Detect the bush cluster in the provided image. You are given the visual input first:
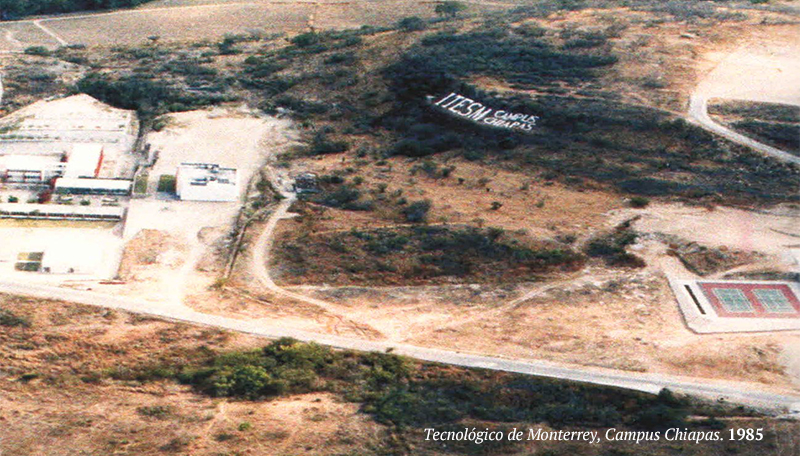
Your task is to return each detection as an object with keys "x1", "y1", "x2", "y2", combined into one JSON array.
[
  {"x1": 109, "y1": 338, "x2": 699, "y2": 433},
  {"x1": 0, "y1": 307, "x2": 30, "y2": 327}
]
